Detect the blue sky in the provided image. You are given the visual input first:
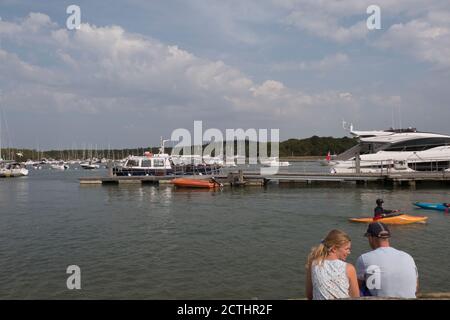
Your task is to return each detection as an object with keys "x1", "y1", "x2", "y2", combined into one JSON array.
[{"x1": 1, "y1": 0, "x2": 450, "y2": 149}]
